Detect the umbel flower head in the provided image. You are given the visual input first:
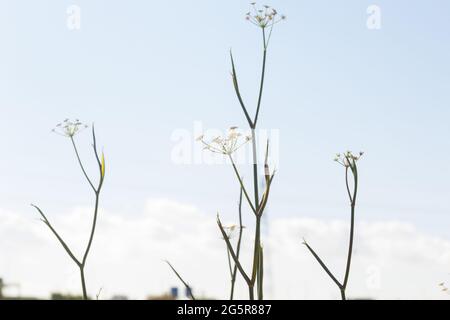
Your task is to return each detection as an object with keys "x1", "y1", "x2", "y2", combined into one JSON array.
[
  {"x1": 197, "y1": 127, "x2": 252, "y2": 155},
  {"x1": 245, "y1": 3, "x2": 286, "y2": 29},
  {"x1": 334, "y1": 151, "x2": 364, "y2": 167},
  {"x1": 52, "y1": 119, "x2": 88, "y2": 138}
]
